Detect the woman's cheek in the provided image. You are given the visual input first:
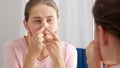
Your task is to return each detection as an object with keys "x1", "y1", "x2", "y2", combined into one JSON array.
[{"x1": 30, "y1": 27, "x2": 38, "y2": 35}]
